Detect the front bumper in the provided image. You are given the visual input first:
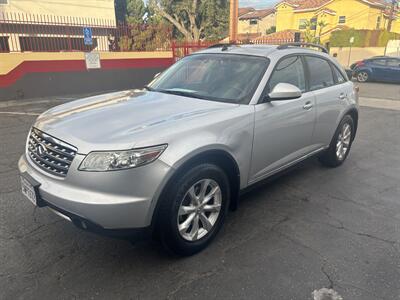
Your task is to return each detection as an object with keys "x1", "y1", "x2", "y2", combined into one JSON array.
[{"x1": 18, "y1": 153, "x2": 173, "y2": 230}]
